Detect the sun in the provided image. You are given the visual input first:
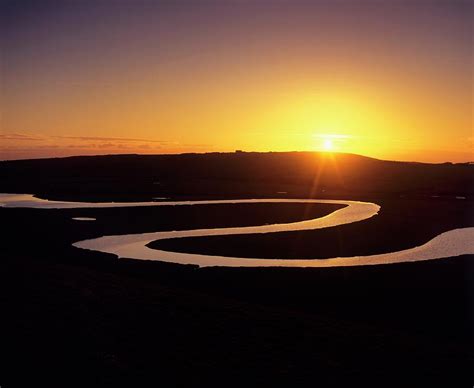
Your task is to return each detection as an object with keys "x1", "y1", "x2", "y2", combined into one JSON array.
[
  {"x1": 314, "y1": 133, "x2": 351, "y2": 152},
  {"x1": 322, "y1": 138, "x2": 334, "y2": 151}
]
